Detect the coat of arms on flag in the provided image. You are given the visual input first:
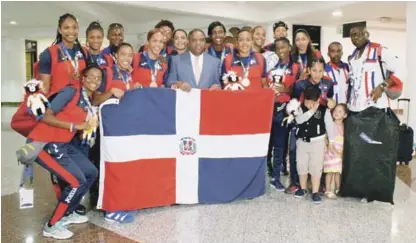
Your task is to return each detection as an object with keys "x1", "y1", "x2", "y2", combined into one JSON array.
[
  {"x1": 179, "y1": 137, "x2": 197, "y2": 155},
  {"x1": 97, "y1": 88, "x2": 274, "y2": 211}
]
